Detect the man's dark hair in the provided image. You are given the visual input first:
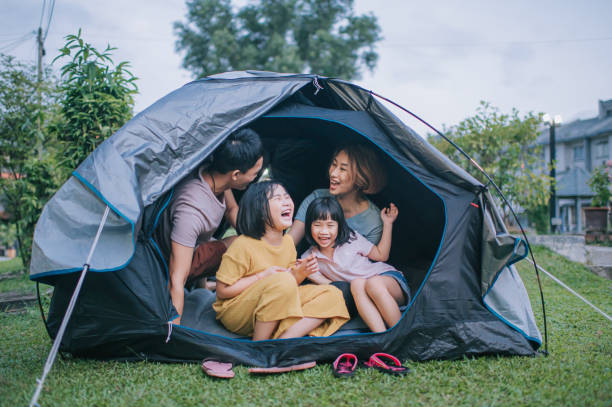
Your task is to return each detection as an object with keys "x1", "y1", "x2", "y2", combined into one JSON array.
[
  {"x1": 236, "y1": 180, "x2": 287, "y2": 239},
  {"x1": 210, "y1": 128, "x2": 263, "y2": 174},
  {"x1": 304, "y1": 197, "x2": 355, "y2": 248}
]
